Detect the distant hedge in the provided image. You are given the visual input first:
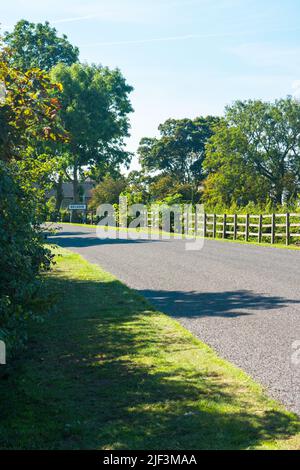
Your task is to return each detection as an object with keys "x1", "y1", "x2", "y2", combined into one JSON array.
[{"x1": 0, "y1": 162, "x2": 53, "y2": 356}]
